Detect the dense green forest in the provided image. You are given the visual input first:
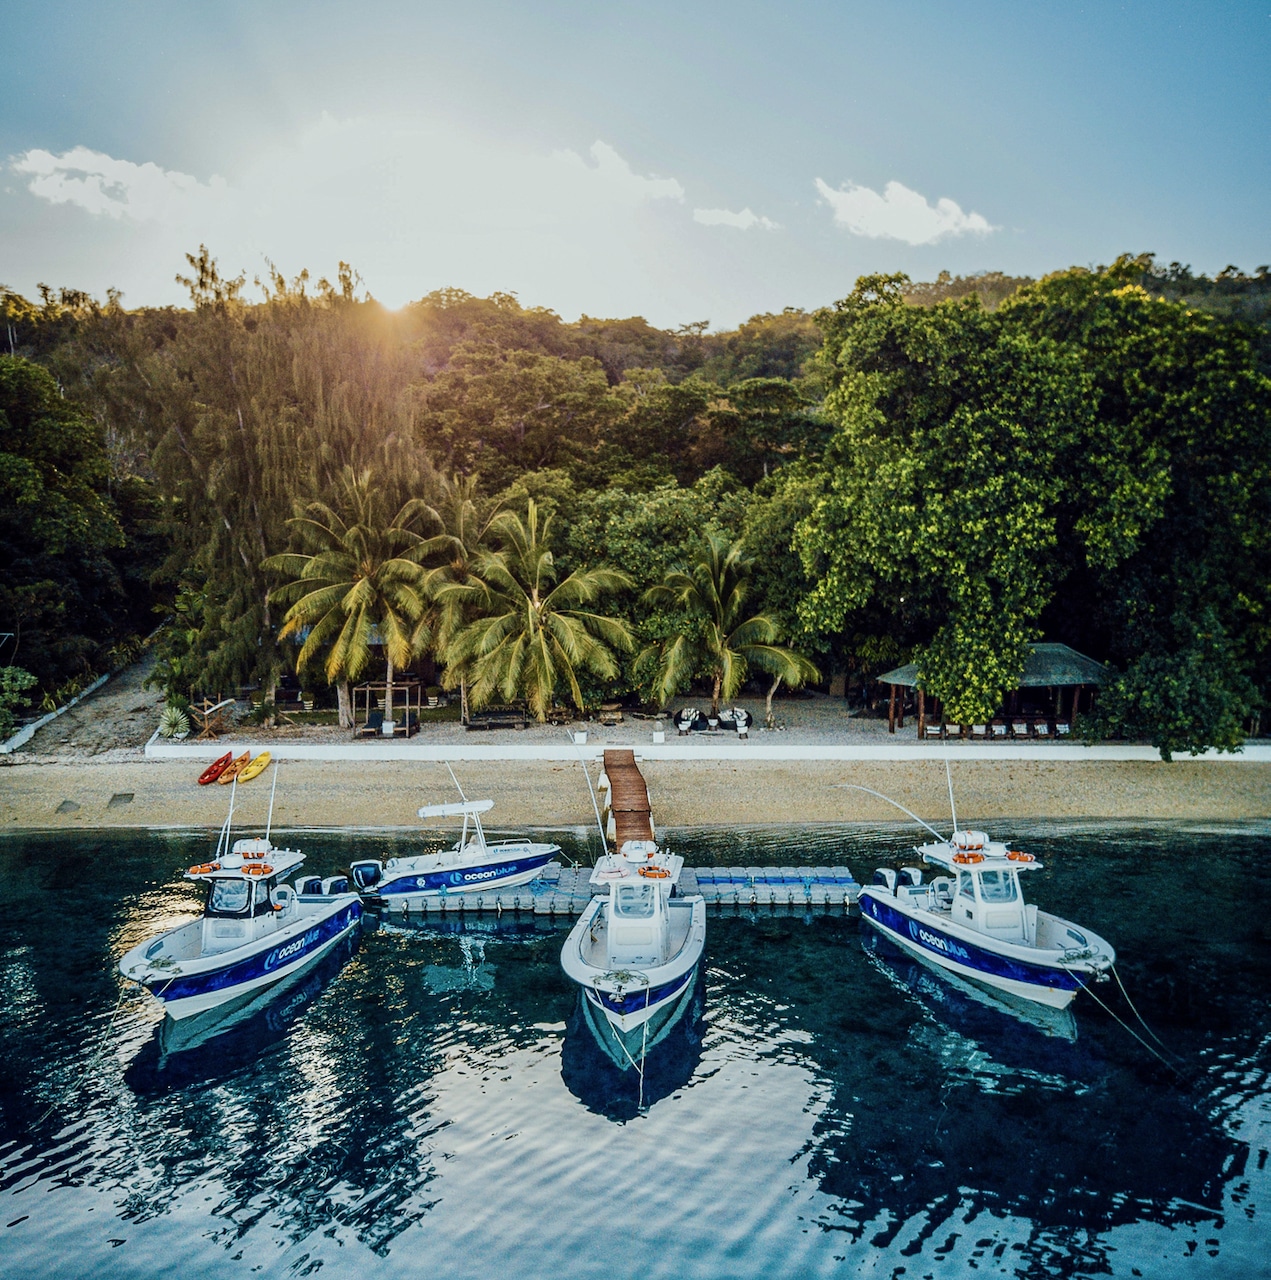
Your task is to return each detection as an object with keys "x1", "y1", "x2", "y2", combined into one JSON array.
[{"x1": 1, "y1": 251, "x2": 1268, "y2": 756}]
